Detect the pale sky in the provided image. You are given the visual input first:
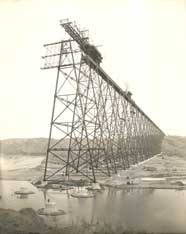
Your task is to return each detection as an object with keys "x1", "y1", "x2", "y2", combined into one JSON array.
[{"x1": 1, "y1": 0, "x2": 186, "y2": 139}]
